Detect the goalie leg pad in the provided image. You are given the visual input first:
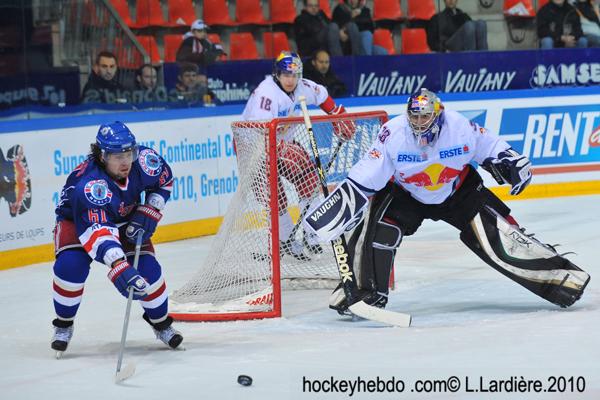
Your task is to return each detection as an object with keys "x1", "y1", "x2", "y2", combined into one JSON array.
[
  {"x1": 329, "y1": 189, "x2": 403, "y2": 313},
  {"x1": 360, "y1": 189, "x2": 403, "y2": 294},
  {"x1": 461, "y1": 205, "x2": 590, "y2": 308}
]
